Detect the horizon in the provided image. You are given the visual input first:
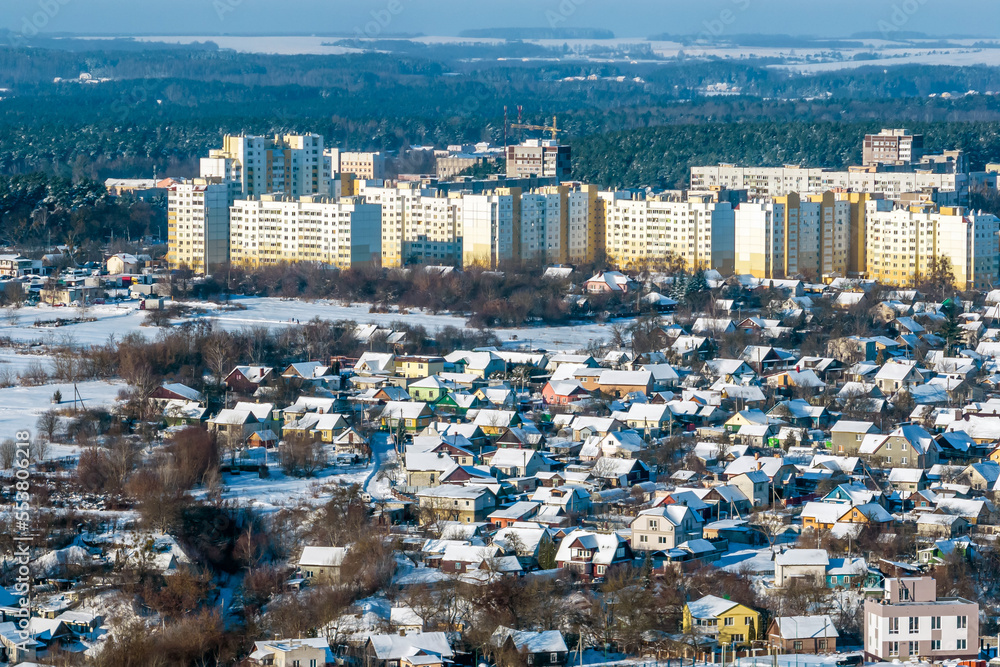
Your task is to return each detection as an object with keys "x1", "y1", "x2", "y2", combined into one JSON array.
[{"x1": 5, "y1": 0, "x2": 1000, "y2": 40}]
